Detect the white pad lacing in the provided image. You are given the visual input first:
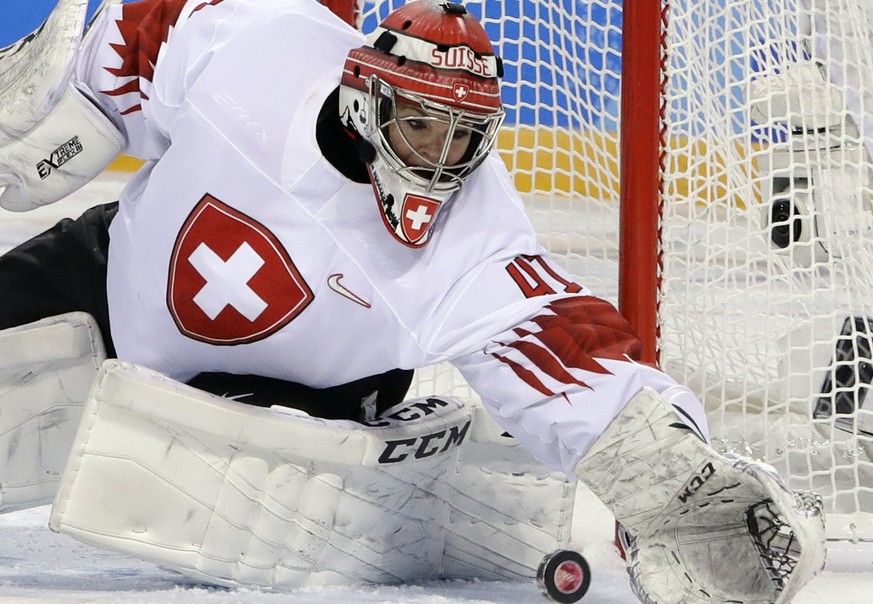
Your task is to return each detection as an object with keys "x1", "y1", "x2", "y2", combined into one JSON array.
[
  {"x1": 50, "y1": 360, "x2": 574, "y2": 588},
  {"x1": 0, "y1": 312, "x2": 105, "y2": 513}
]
